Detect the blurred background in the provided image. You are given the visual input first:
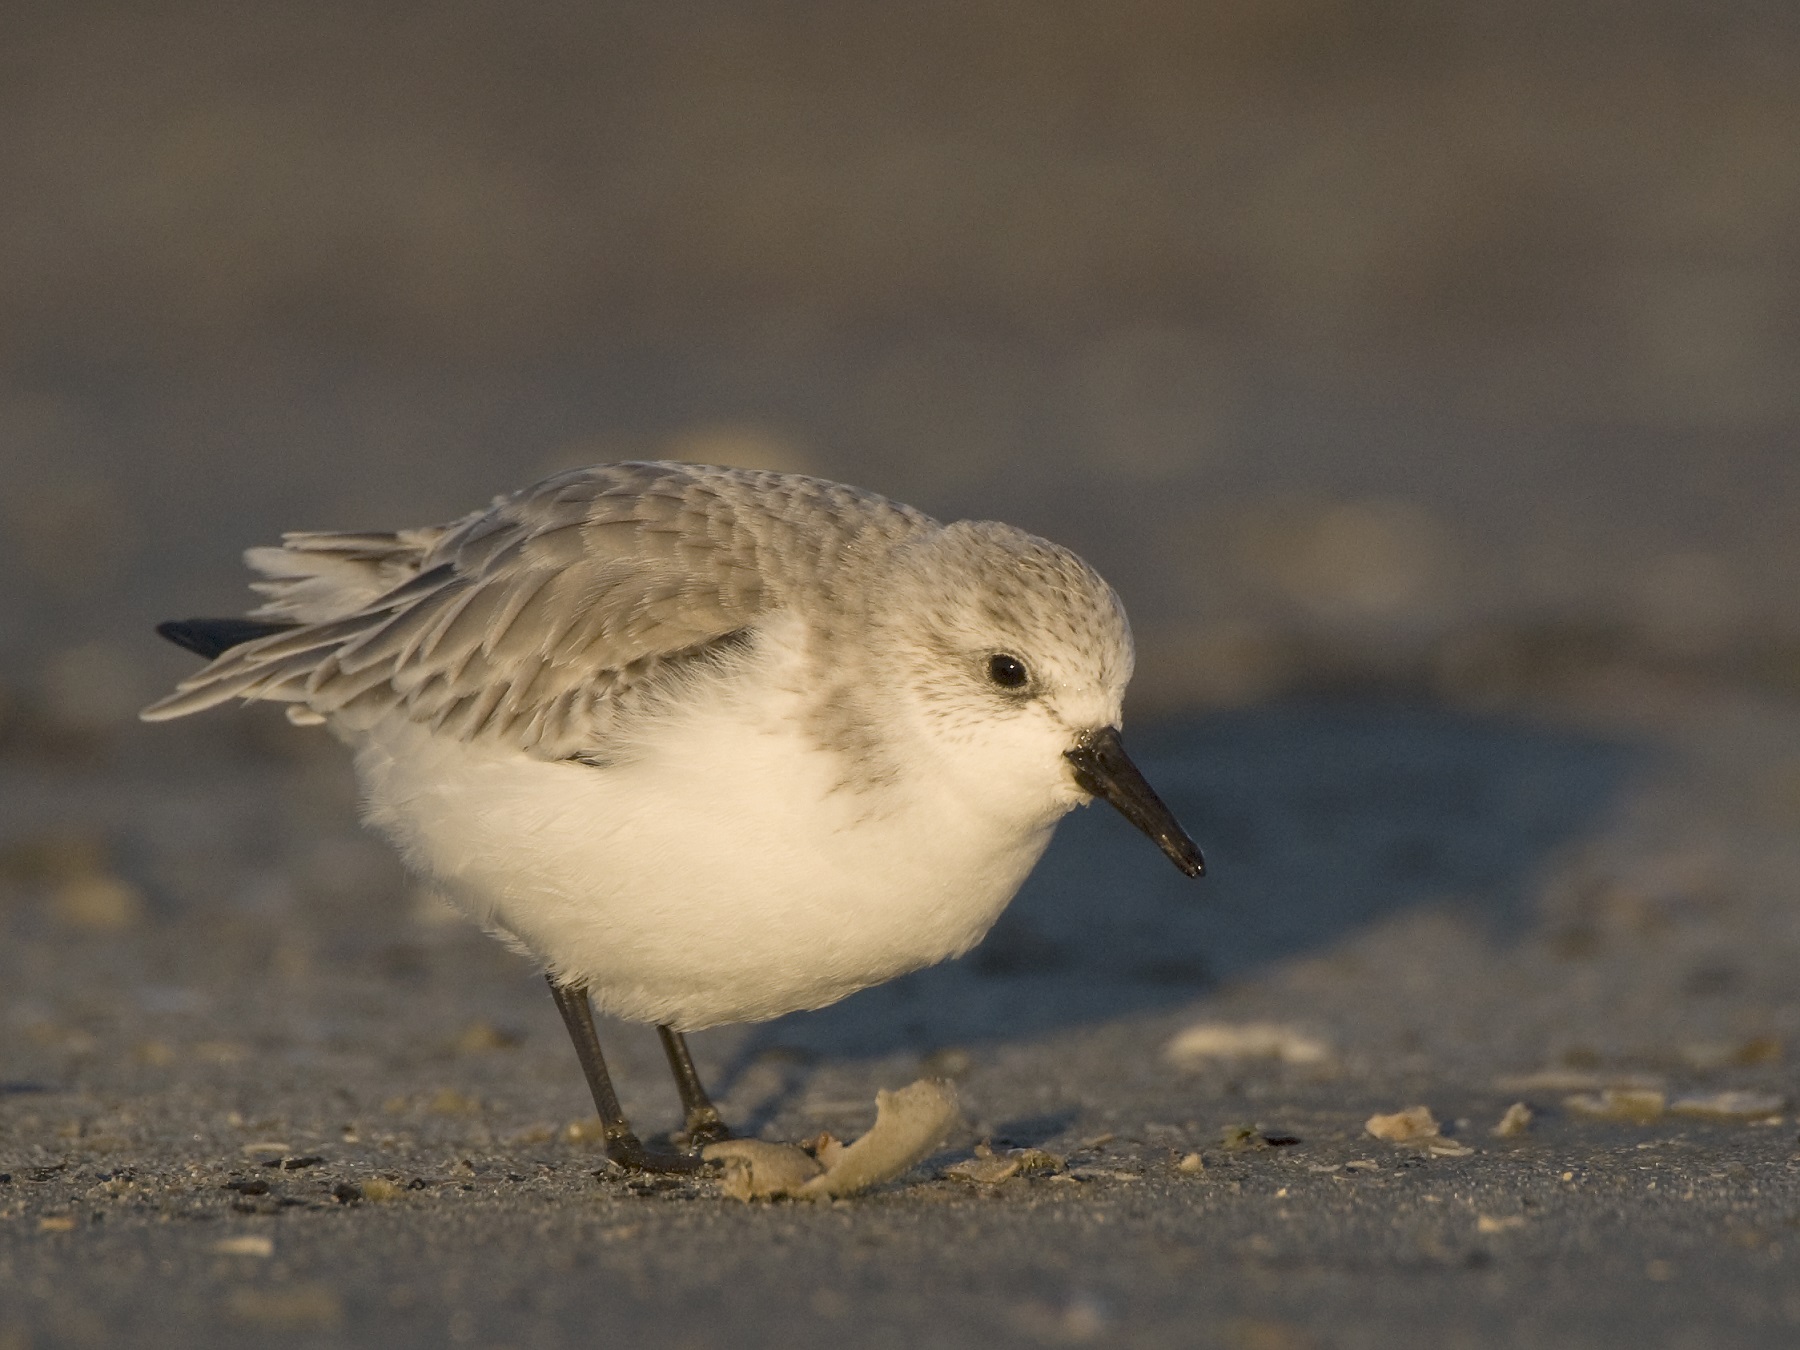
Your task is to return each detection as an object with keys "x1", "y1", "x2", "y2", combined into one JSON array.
[
  {"x1": 3, "y1": 0, "x2": 1798, "y2": 736},
  {"x1": 8, "y1": 22, "x2": 1800, "y2": 1339}
]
